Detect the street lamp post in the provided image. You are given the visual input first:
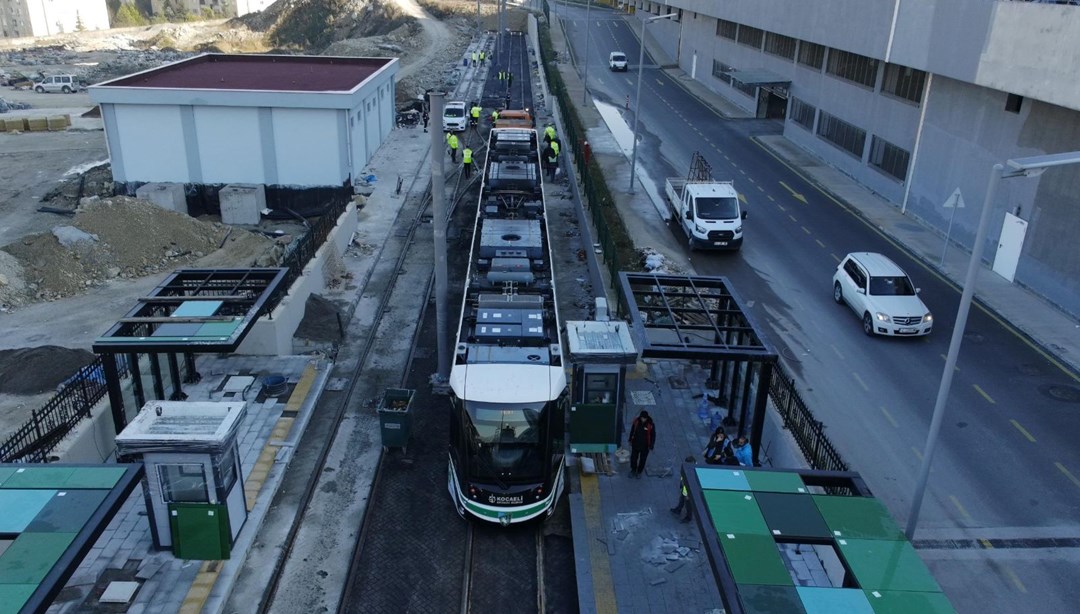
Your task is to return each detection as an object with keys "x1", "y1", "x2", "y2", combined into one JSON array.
[
  {"x1": 582, "y1": 0, "x2": 593, "y2": 104},
  {"x1": 905, "y1": 151, "x2": 1080, "y2": 539},
  {"x1": 628, "y1": 13, "x2": 676, "y2": 193}
]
